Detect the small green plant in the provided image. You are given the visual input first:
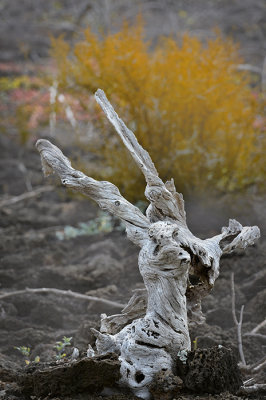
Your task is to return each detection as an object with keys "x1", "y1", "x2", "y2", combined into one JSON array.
[
  {"x1": 14, "y1": 346, "x2": 30, "y2": 357},
  {"x1": 54, "y1": 336, "x2": 72, "y2": 360},
  {"x1": 14, "y1": 346, "x2": 40, "y2": 365}
]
